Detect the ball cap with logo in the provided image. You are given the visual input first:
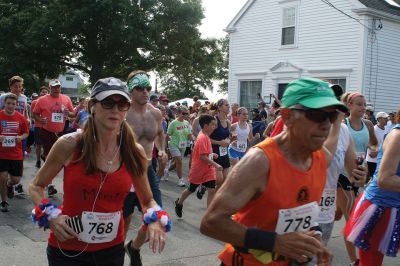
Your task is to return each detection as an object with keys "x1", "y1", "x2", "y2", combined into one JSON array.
[
  {"x1": 282, "y1": 78, "x2": 348, "y2": 113},
  {"x1": 90, "y1": 77, "x2": 130, "y2": 102},
  {"x1": 49, "y1": 79, "x2": 61, "y2": 87}
]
